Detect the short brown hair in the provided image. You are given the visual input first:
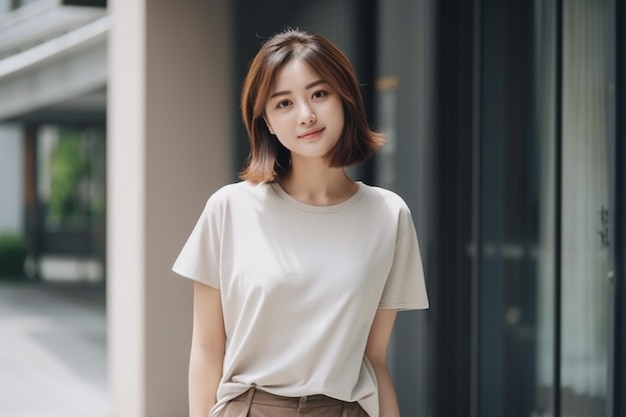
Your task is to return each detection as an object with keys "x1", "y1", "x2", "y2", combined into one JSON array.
[{"x1": 239, "y1": 29, "x2": 385, "y2": 183}]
